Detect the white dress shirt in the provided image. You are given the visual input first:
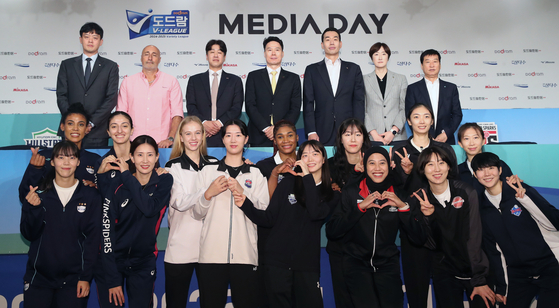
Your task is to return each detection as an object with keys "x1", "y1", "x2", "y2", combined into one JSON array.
[
  {"x1": 325, "y1": 57, "x2": 341, "y2": 95},
  {"x1": 425, "y1": 78, "x2": 440, "y2": 129}
]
